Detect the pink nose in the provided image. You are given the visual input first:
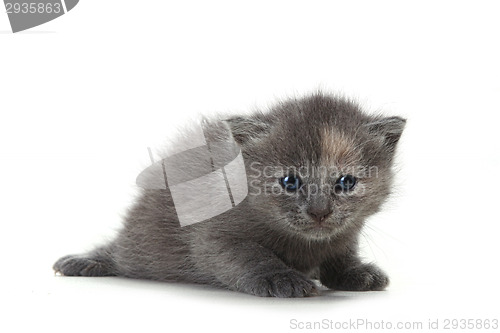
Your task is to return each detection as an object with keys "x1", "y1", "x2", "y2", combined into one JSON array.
[{"x1": 307, "y1": 209, "x2": 332, "y2": 223}]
